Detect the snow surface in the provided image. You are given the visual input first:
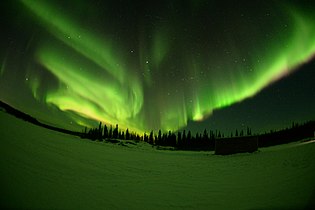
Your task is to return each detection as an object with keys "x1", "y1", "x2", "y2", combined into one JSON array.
[{"x1": 1, "y1": 111, "x2": 315, "y2": 209}]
